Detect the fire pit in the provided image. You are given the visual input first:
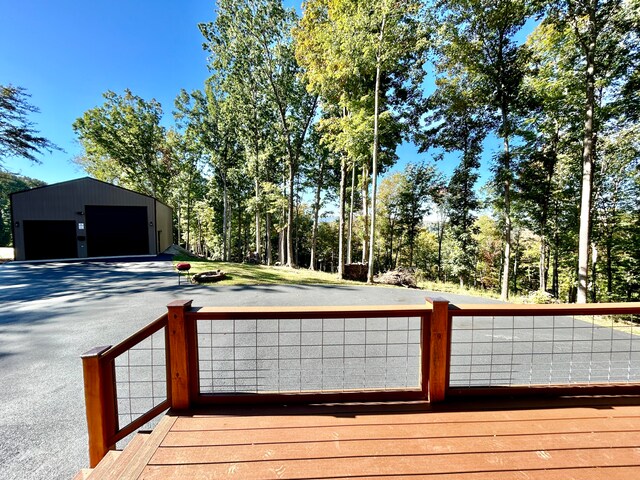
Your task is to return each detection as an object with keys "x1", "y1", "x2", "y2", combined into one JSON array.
[{"x1": 193, "y1": 270, "x2": 227, "y2": 283}]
